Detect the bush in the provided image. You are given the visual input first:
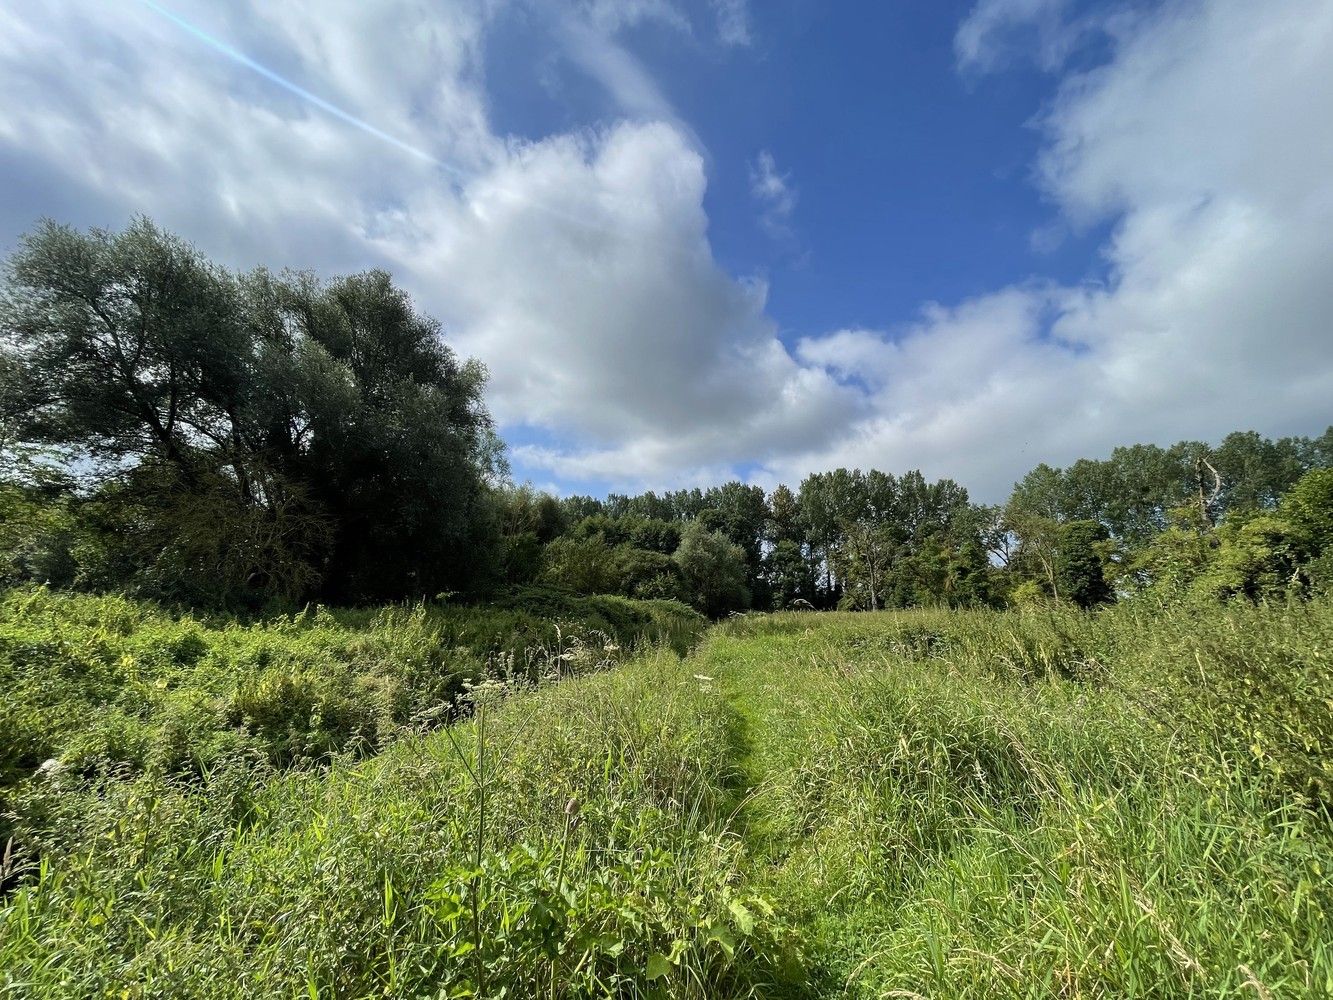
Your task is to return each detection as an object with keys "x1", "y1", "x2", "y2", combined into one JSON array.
[
  {"x1": 1192, "y1": 513, "x2": 1301, "y2": 601},
  {"x1": 674, "y1": 522, "x2": 750, "y2": 617},
  {"x1": 1055, "y1": 519, "x2": 1114, "y2": 607},
  {"x1": 1007, "y1": 578, "x2": 1047, "y2": 607}
]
